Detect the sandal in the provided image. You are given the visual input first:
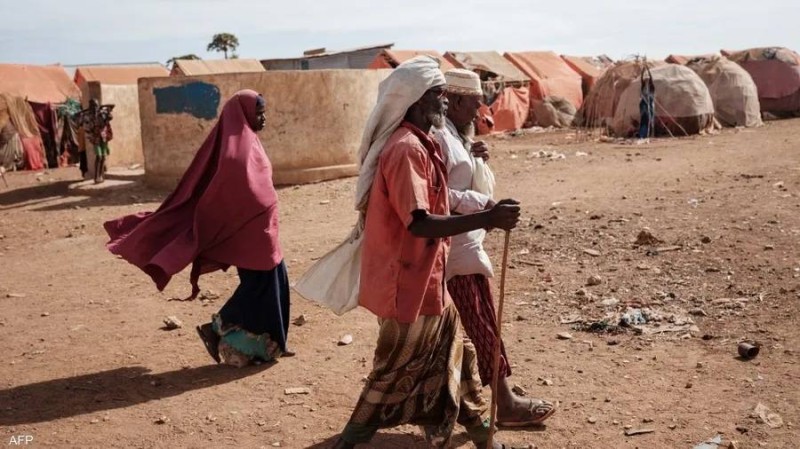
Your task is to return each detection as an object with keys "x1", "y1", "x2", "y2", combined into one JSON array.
[
  {"x1": 196, "y1": 323, "x2": 221, "y2": 364},
  {"x1": 497, "y1": 399, "x2": 557, "y2": 428}
]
